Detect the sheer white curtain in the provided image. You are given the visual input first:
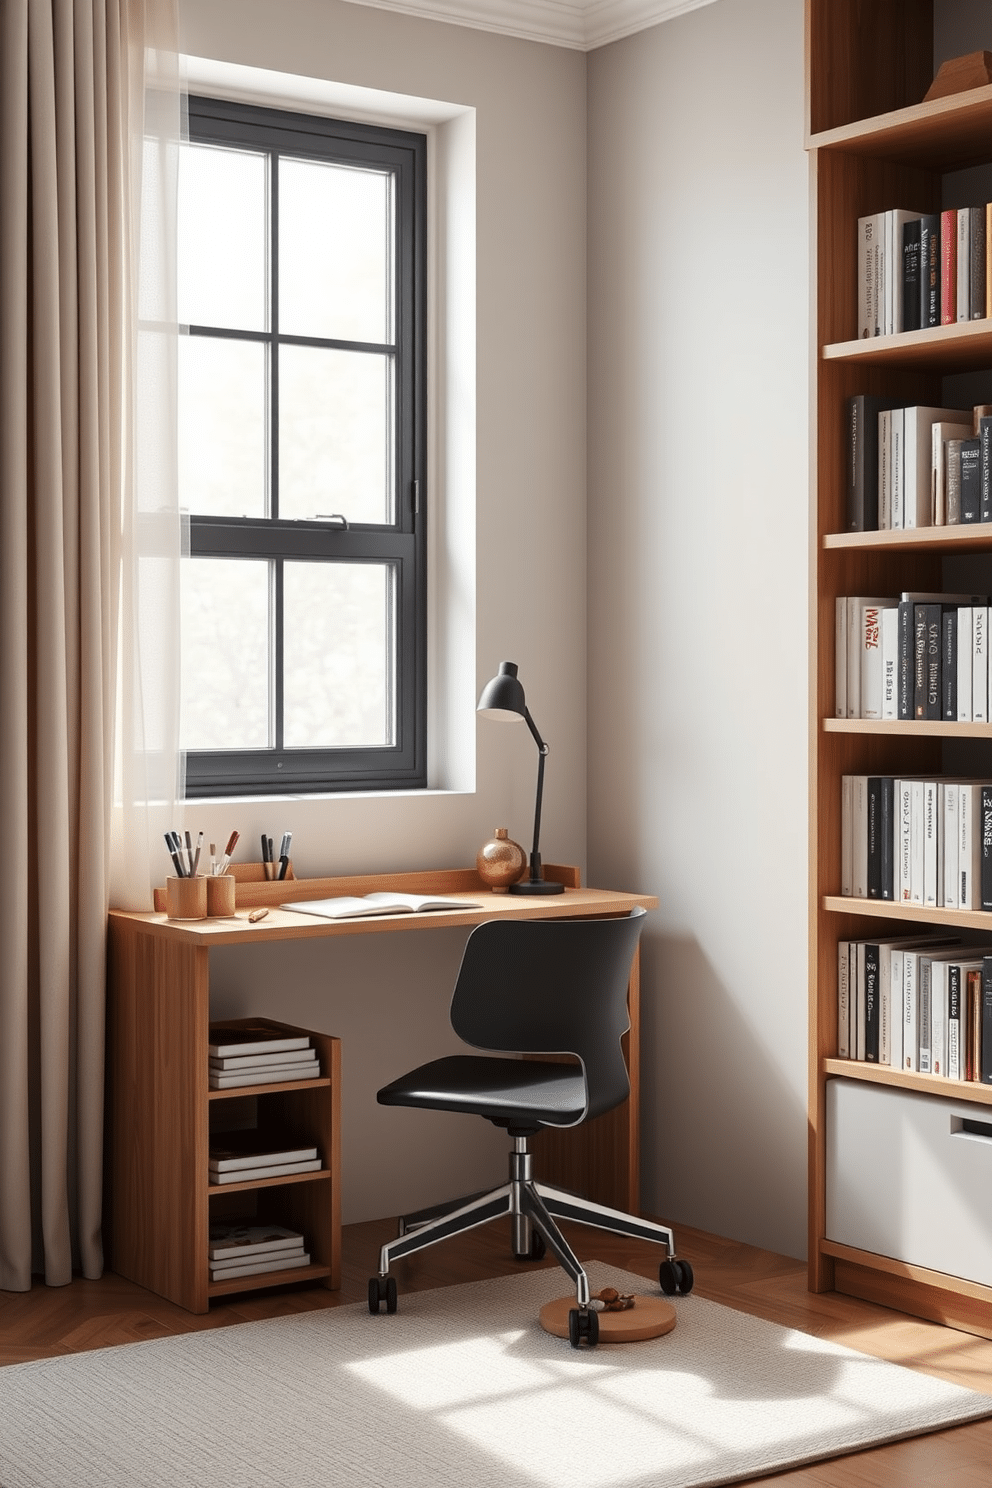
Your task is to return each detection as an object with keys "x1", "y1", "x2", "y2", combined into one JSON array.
[
  {"x1": 0, "y1": 0, "x2": 180, "y2": 1292},
  {"x1": 110, "y1": 13, "x2": 185, "y2": 913}
]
